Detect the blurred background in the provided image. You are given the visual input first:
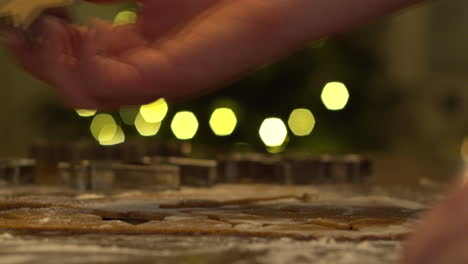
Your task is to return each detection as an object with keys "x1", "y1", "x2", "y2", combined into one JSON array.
[{"x1": 0, "y1": 0, "x2": 466, "y2": 185}]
